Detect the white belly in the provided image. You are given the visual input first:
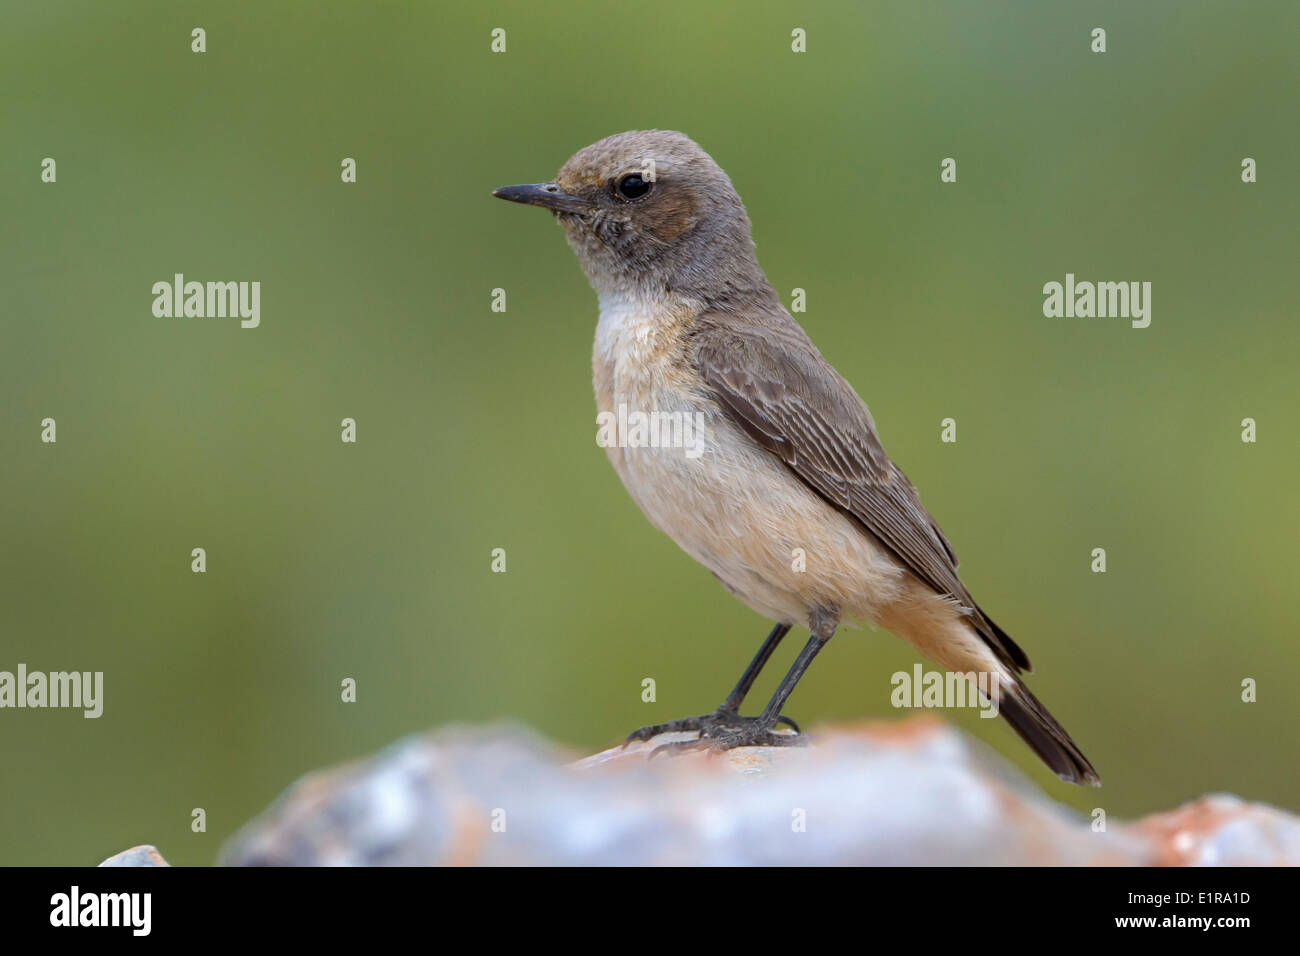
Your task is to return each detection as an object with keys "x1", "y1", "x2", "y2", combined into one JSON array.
[{"x1": 591, "y1": 294, "x2": 907, "y2": 629}]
